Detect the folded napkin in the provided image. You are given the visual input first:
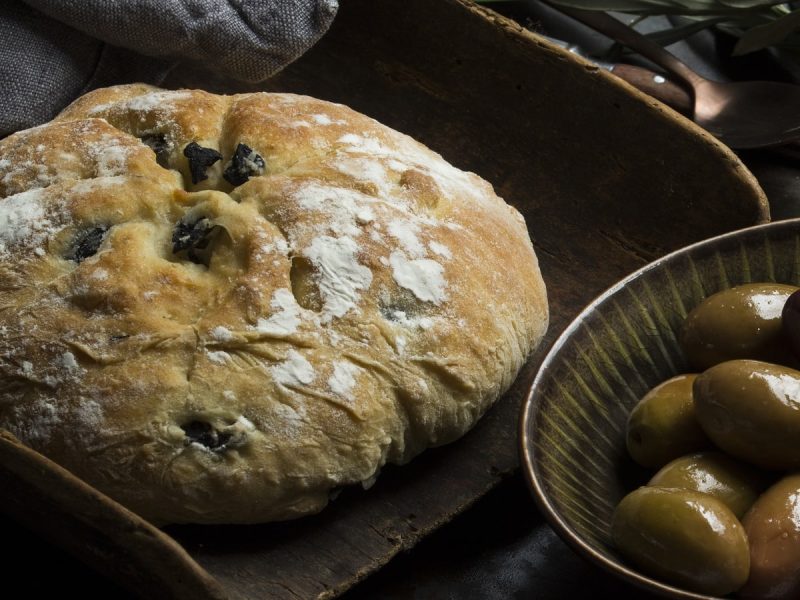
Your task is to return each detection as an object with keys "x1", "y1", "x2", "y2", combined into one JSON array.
[{"x1": 0, "y1": 0, "x2": 338, "y2": 137}]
